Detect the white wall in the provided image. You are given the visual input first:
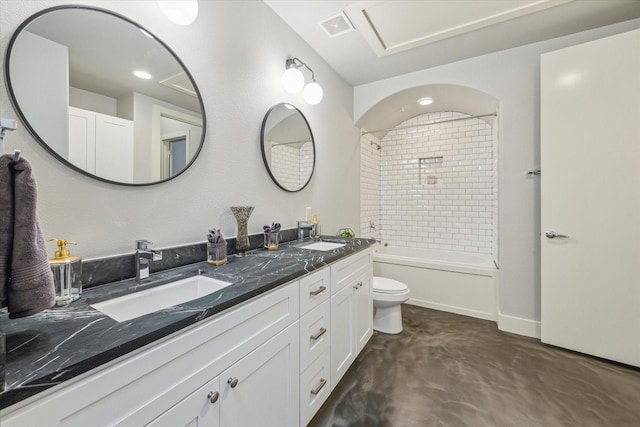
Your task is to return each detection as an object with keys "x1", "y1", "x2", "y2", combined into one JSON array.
[
  {"x1": 0, "y1": 0, "x2": 360, "y2": 259},
  {"x1": 9, "y1": 30, "x2": 69, "y2": 157},
  {"x1": 354, "y1": 18, "x2": 640, "y2": 333}
]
